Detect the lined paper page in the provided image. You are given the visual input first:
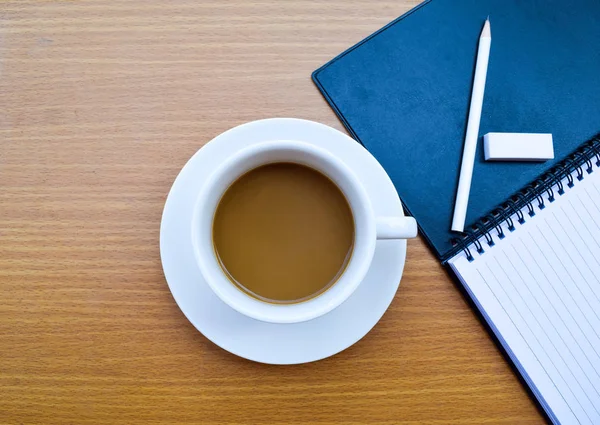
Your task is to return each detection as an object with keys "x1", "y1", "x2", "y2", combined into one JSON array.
[{"x1": 449, "y1": 165, "x2": 600, "y2": 425}]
